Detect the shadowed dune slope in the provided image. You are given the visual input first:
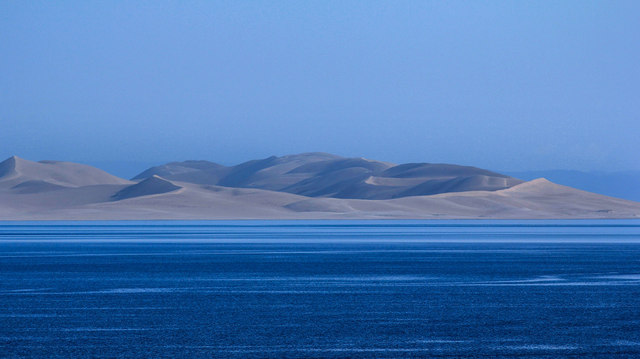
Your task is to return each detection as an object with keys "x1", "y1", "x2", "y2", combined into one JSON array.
[
  {"x1": 131, "y1": 160, "x2": 224, "y2": 181},
  {"x1": 10, "y1": 180, "x2": 69, "y2": 194},
  {"x1": 131, "y1": 153, "x2": 522, "y2": 200},
  {"x1": 379, "y1": 163, "x2": 510, "y2": 179},
  {"x1": 395, "y1": 175, "x2": 524, "y2": 198},
  {"x1": 141, "y1": 152, "x2": 345, "y2": 188},
  {"x1": 134, "y1": 152, "x2": 394, "y2": 193},
  {"x1": 112, "y1": 176, "x2": 182, "y2": 201}
]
